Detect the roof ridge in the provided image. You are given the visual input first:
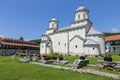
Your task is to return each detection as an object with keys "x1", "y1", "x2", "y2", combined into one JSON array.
[
  {"x1": 87, "y1": 27, "x2": 103, "y2": 35},
  {"x1": 84, "y1": 39, "x2": 99, "y2": 45}
]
